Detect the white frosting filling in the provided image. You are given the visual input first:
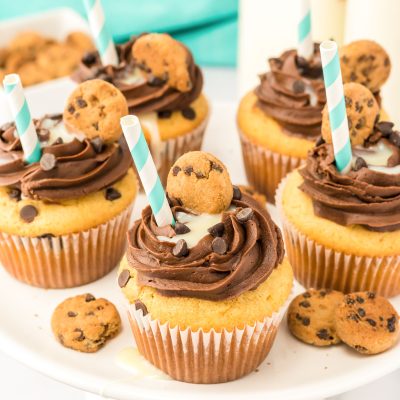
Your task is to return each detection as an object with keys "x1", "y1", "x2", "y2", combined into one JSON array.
[
  {"x1": 119, "y1": 68, "x2": 145, "y2": 85},
  {"x1": 305, "y1": 84, "x2": 318, "y2": 107},
  {"x1": 40, "y1": 118, "x2": 83, "y2": 146}
]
